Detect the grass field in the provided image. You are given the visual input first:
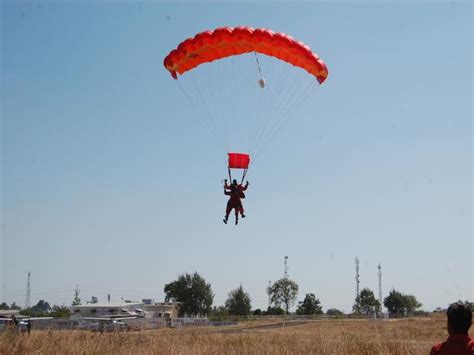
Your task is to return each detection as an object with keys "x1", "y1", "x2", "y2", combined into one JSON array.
[{"x1": 1, "y1": 314, "x2": 467, "y2": 354}]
